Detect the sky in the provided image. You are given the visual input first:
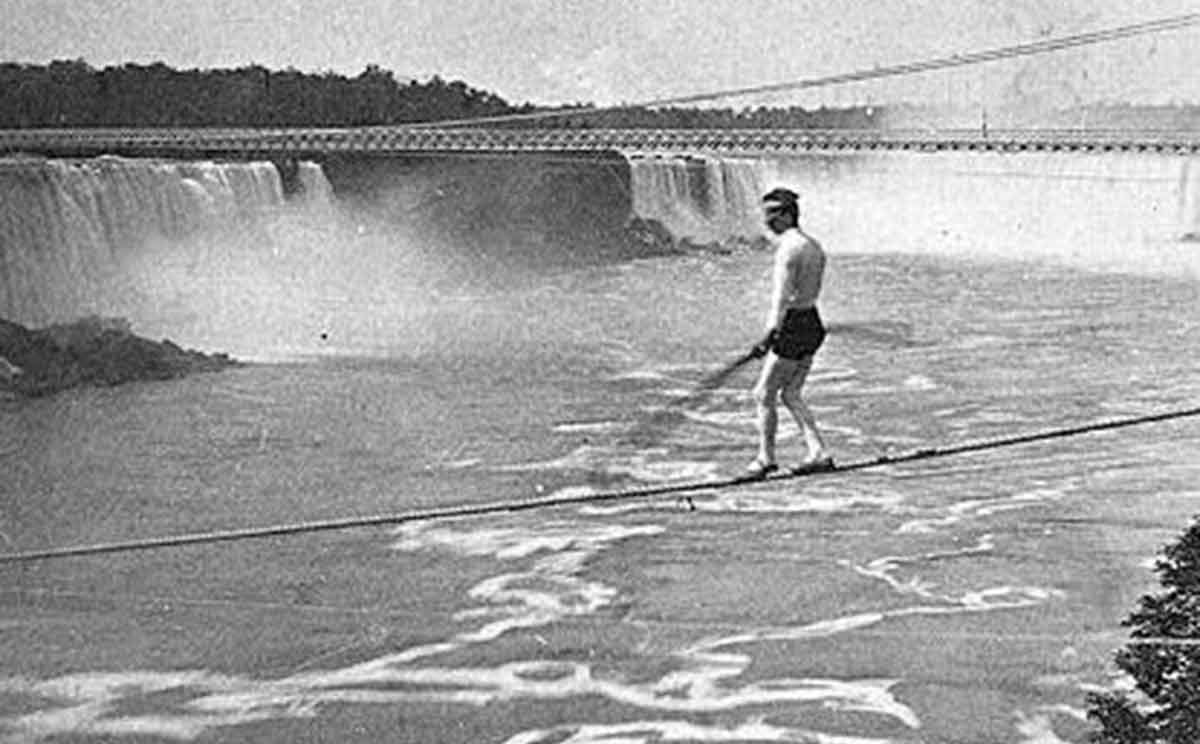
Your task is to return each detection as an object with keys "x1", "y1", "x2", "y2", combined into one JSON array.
[{"x1": 2, "y1": 0, "x2": 1199, "y2": 109}]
